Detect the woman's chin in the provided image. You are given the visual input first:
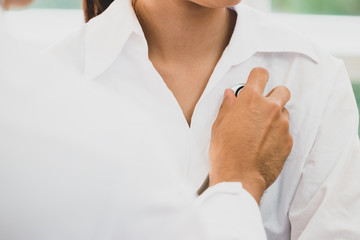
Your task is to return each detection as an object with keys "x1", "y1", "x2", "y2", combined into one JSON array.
[{"x1": 191, "y1": 0, "x2": 242, "y2": 8}]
